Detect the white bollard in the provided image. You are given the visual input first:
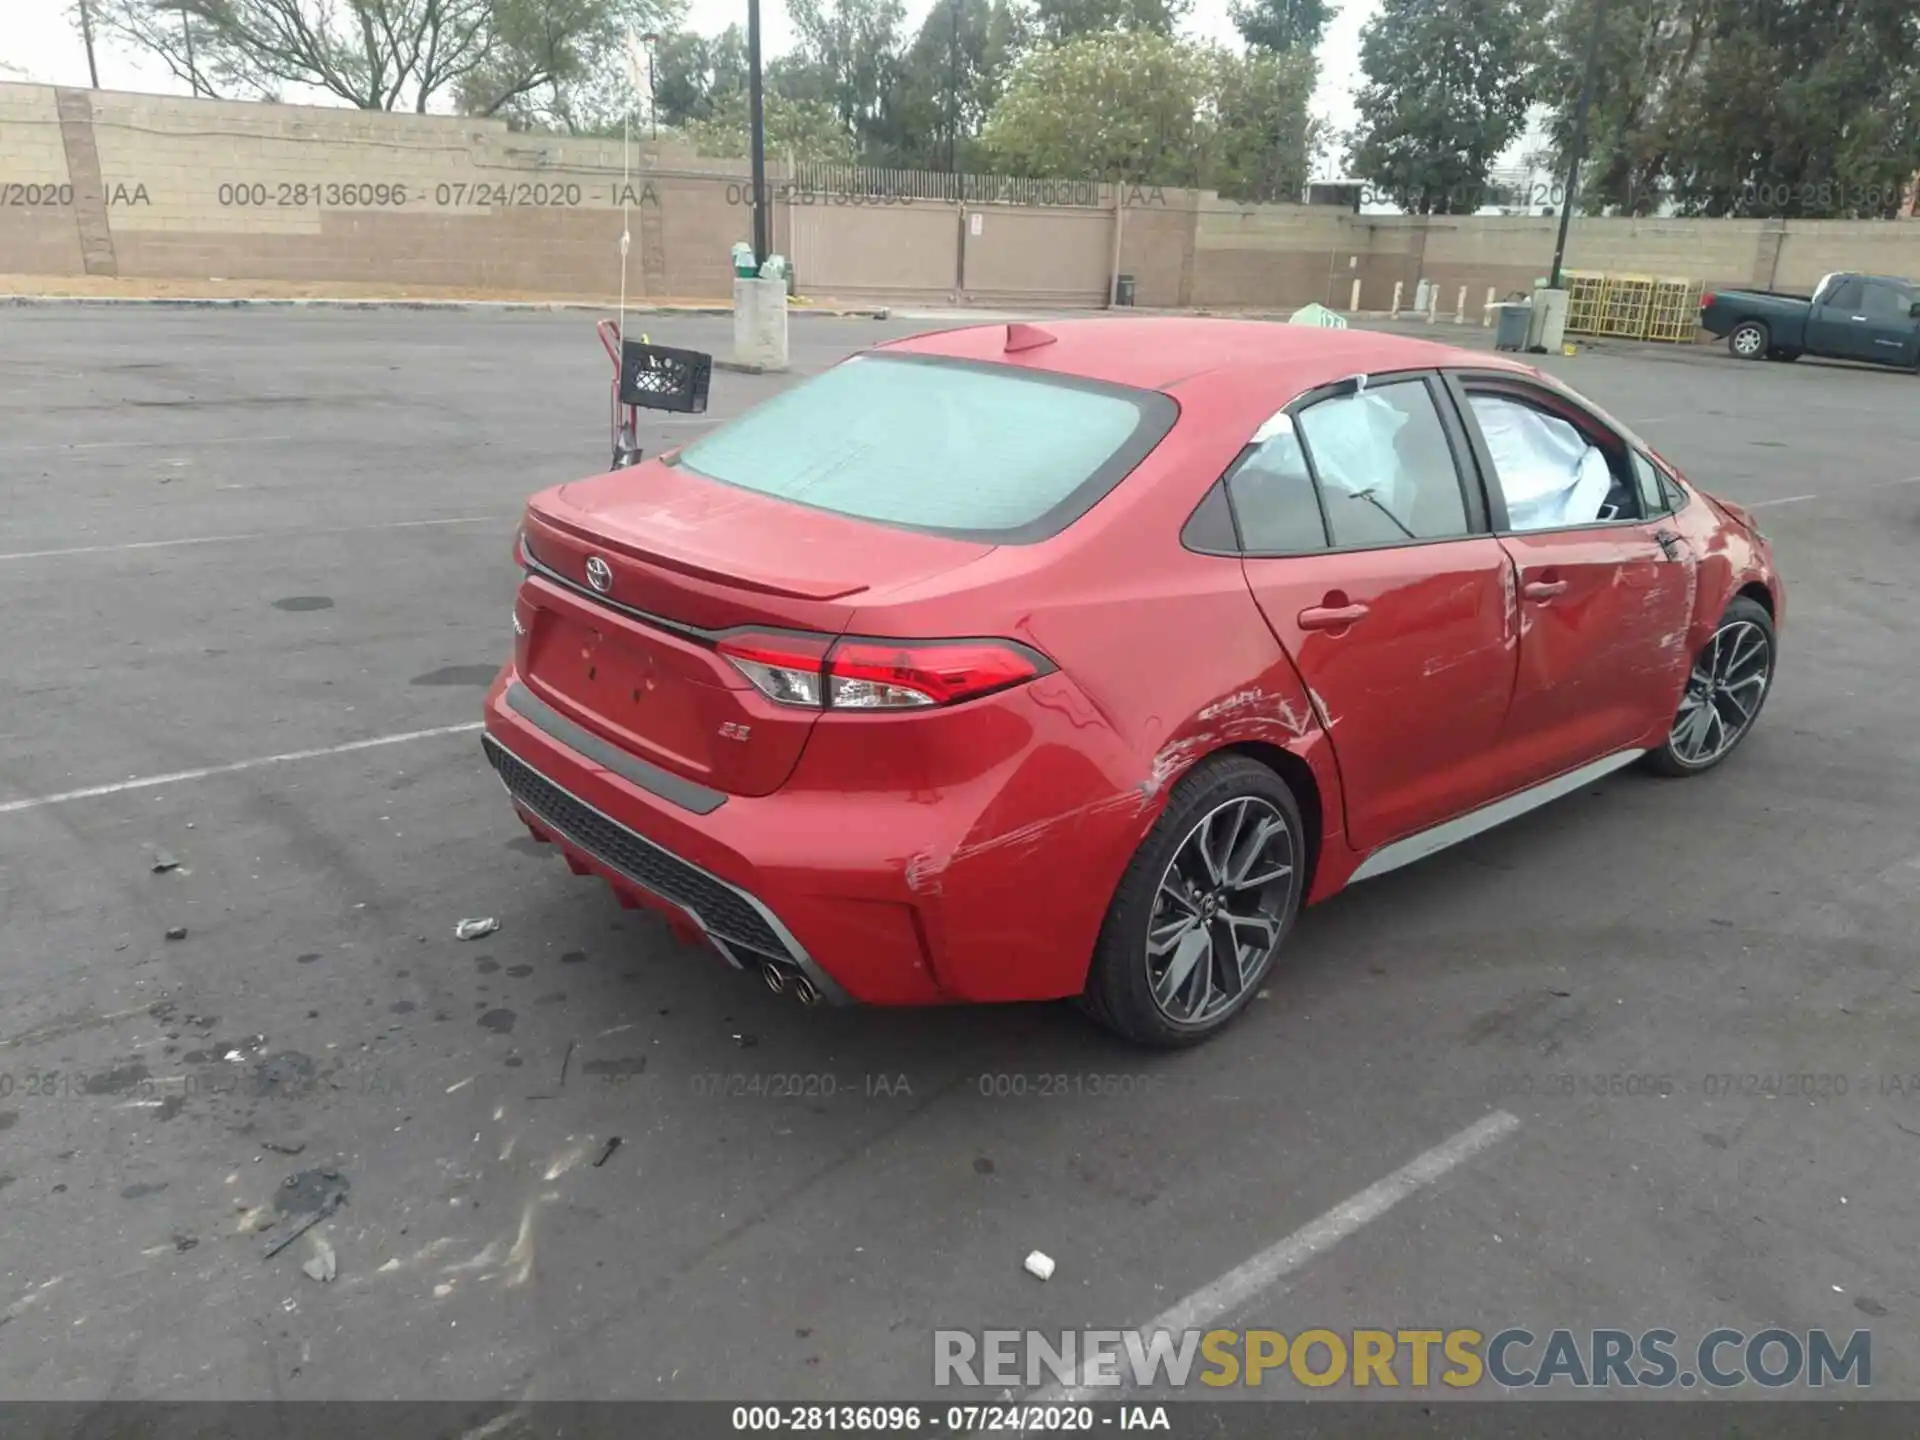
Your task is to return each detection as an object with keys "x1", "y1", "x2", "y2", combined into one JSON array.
[
  {"x1": 1391, "y1": 281, "x2": 1404, "y2": 317},
  {"x1": 1455, "y1": 285, "x2": 1468, "y2": 323},
  {"x1": 1350, "y1": 277, "x2": 1362, "y2": 312},
  {"x1": 1427, "y1": 287, "x2": 1439, "y2": 324},
  {"x1": 1483, "y1": 286, "x2": 1497, "y2": 327}
]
